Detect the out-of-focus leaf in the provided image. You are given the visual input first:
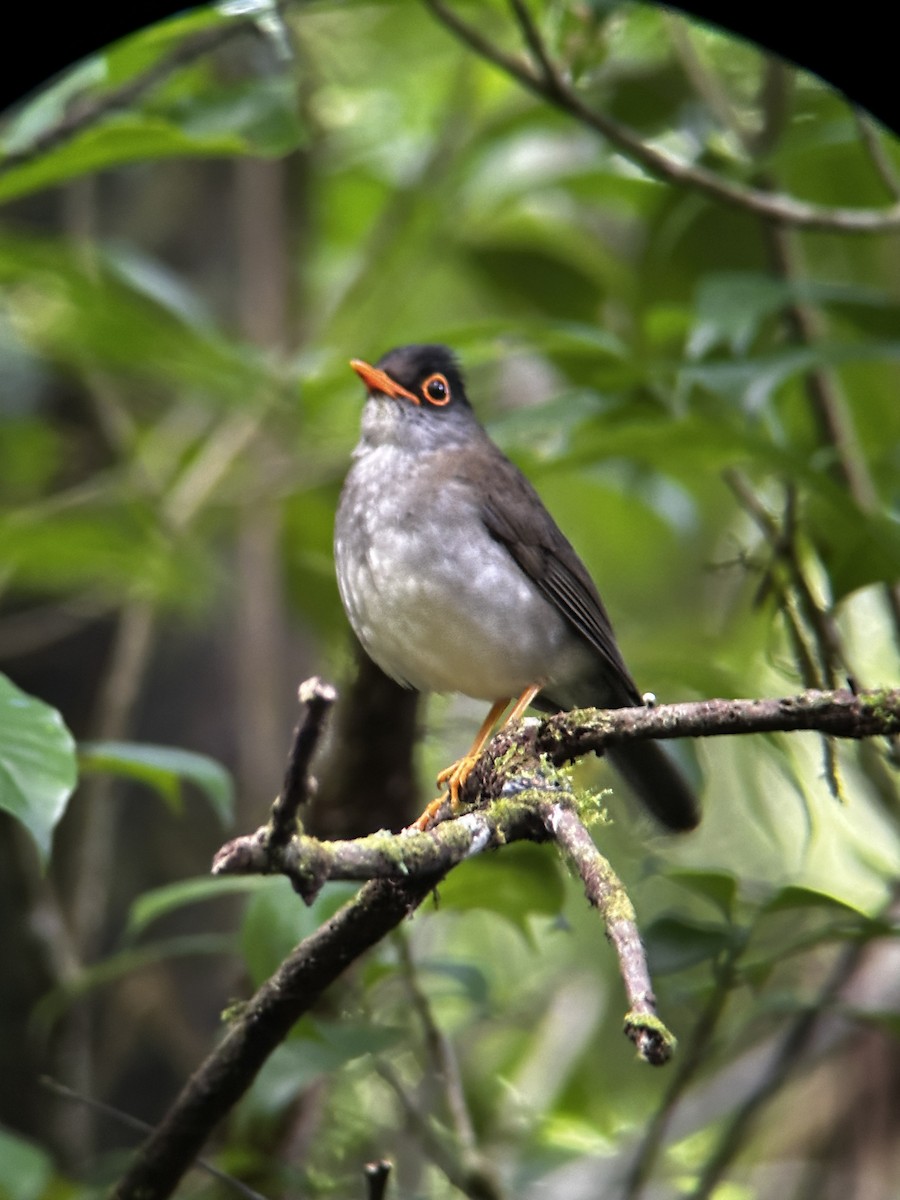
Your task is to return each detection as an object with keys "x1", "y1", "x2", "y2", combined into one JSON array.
[
  {"x1": 465, "y1": 242, "x2": 605, "y2": 321},
  {"x1": 690, "y1": 271, "x2": 793, "y2": 356},
  {"x1": 0, "y1": 235, "x2": 270, "y2": 404},
  {"x1": 240, "y1": 879, "x2": 358, "y2": 986},
  {"x1": 238, "y1": 1017, "x2": 404, "y2": 1124},
  {"x1": 168, "y1": 76, "x2": 304, "y2": 155},
  {"x1": 0, "y1": 507, "x2": 218, "y2": 610},
  {"x1": 0, "y1": 1127, "x2": 53, "y2": 1200},
  {"x1": 79, "y1": 740, "x2": 234, "y2": 827},
  {"x1": 538, "y1": 1114, "x2": 613, "y2": 1156},
  {"x1": 763, "y1": 884, "x2": 872, "y2": 918},
  {"x1": 689, "y1": 272, "x2": 898, "y2": 358},
  {"x1": 681, "y1": 340, "x2": 900, "y2": 414},
  {"x1": 805, "y1": 494, "x2": 900, "y2": 600},
  {"x1": 0, "y1": 418, "x2": 60, "y2": 499},
  {"x1": 0, "y1": 674, "x2": 77, "y2": 865},
  {"x1": 643, "y1": 915, "x2": 736, "y2": 975},
  {"x1": 847, "y1": 1009, "x2": 900, "y2": 1040},
  {"x1": 437, "y1": 843, "x2": 565, "y2": 938},
  {"x1": 283, "y1": 488, "x2": 345, "y2": 632},
  {"x1": 418, "y1": 960, "x2": 491, "y2": 1010},
  {"x1": 664, "y1": 869, "x2": 738, "y2": 918},
  {"x1": 0, "y1": 8, "x2": 304, "y2": 203},
  {"x1": 125, "y1": 875, "x2": 266, "y2": 941},
  {"x1": 0, "y1": 119, "x2": 252, "y2": 205}
]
